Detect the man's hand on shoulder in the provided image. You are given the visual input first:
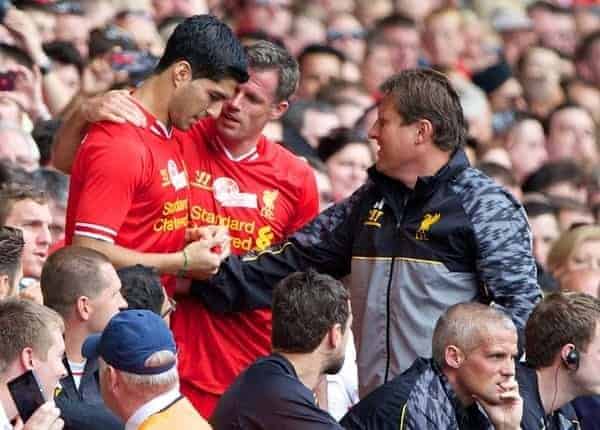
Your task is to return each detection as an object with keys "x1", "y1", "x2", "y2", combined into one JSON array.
[{"x1": 82, "y1": 89, "x2": 146, "y2": 127}]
